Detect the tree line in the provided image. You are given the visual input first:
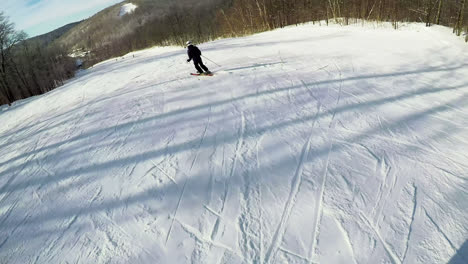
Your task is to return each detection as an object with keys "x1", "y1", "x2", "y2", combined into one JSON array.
[
  {"x1": 0, "y1": 0, "x2": 466, "y2": 105},
  {"x1": 216, "y1": 0, "x2": 467, "y2": 35},
  {"x1": 0, "y1": 12, "x2": 75, "y2": 106},
  {"x1": 83, "y1": 0, "x2": 467, "y2": 66}
]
